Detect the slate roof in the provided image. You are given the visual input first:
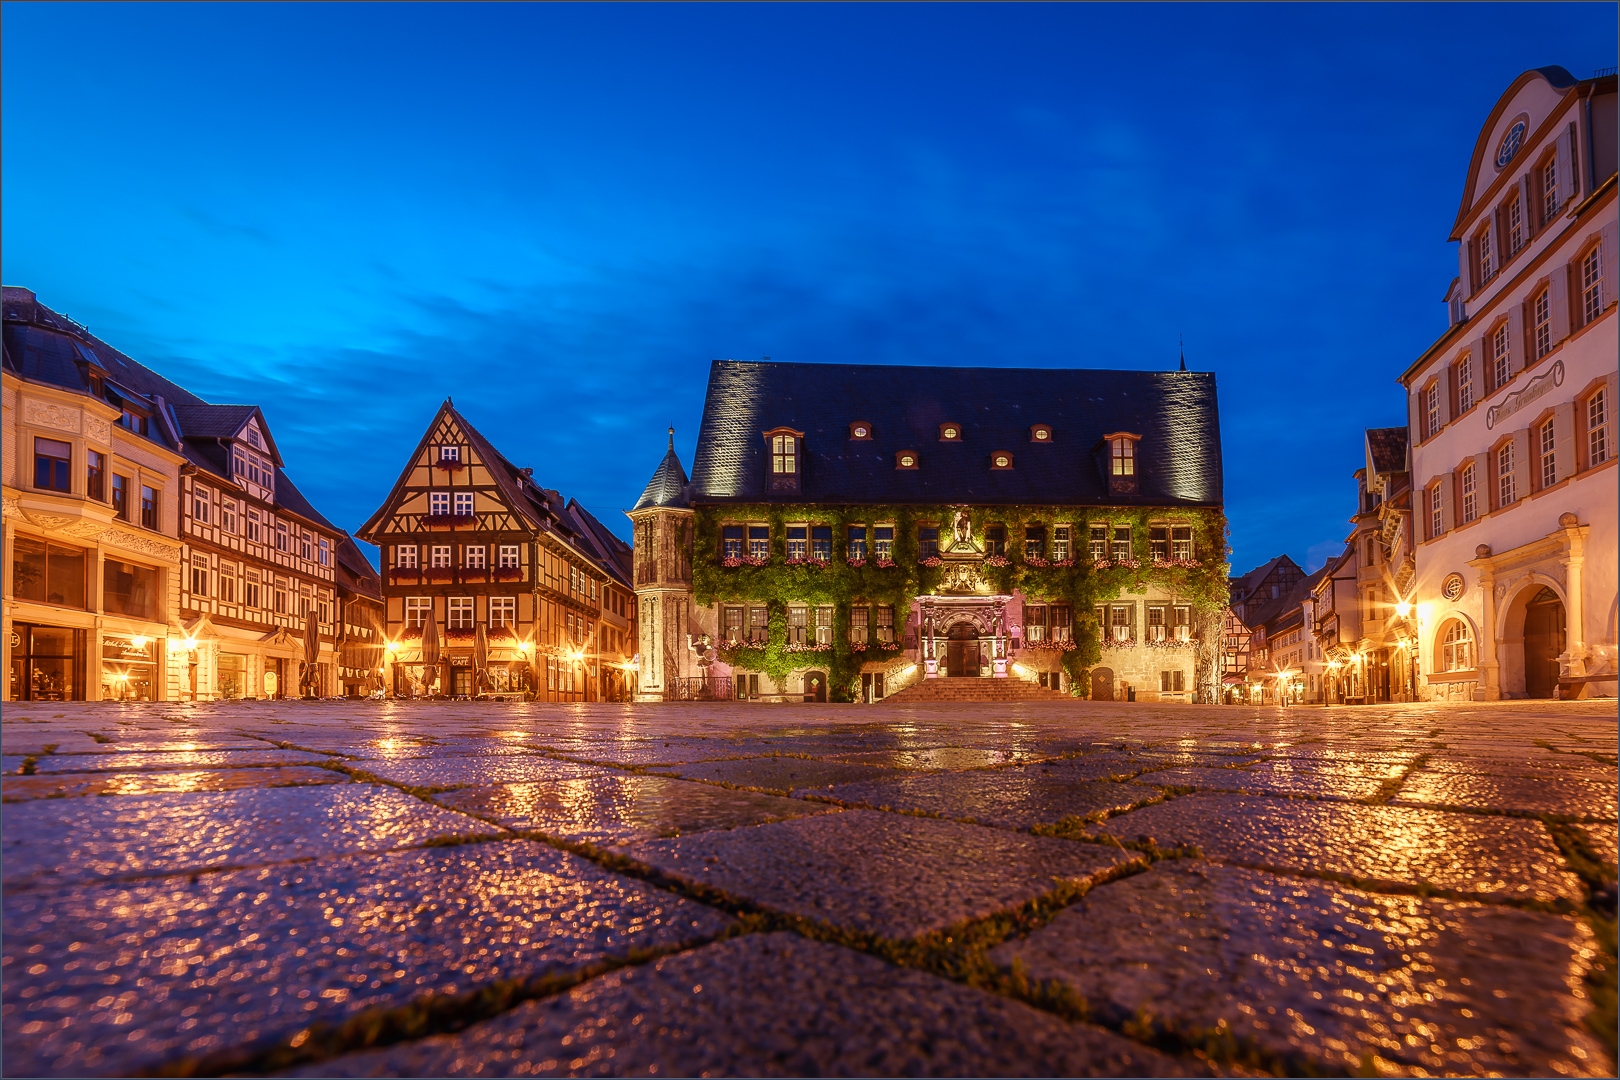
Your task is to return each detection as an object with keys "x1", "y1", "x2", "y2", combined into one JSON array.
[
  {"x1": 334, "y1": 534, "x2": 383, "y2": 601},
  {"x1": 1365, "y1": 427, "x2": 1409, "y2": 476},
  {"x1": 633, "y1": 429, "x2": 692, "y2": 511},
  {"x1": 689, "y1": 360, "x2": 1221, "y2": 506},
  {"x1": 3, "y1": 287, "x2": 341, "y2": 535},
  {"x1": 563, "y1": 500, "x2": 634, "y2": 589}
]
